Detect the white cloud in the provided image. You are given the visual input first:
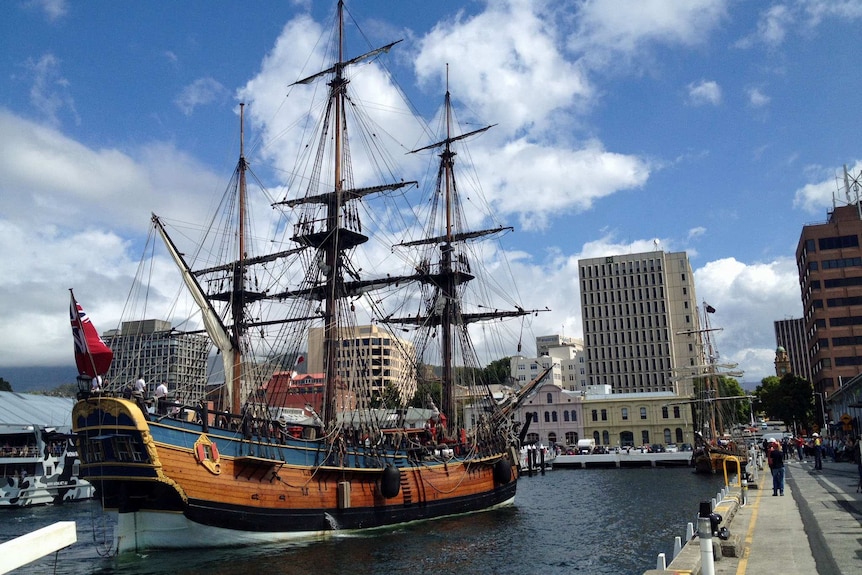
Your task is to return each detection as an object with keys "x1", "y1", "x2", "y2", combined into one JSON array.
[
  {"x1": 757, "y1": 4, "x2": 793, "y2": 47},
  {"x1": 688, "y1": 227, "x2": 707, "y2": 240},
  {"x1": 414, "y1": 0, "x2": 592, "y2": 134},
  {"x1": 792, "y1": 161, "x2": 862, "y2": 213},
  {"x1": 24, "y1": 53, "x2": 77, "y2": 126},
  {"x1": 694, "y1": 256, "x2": 801, "y2": 382},
  {"x1": 747, "y1": 87, "x2": 771, "y2": 108},
  {"x1": 26, "y1": 0, "x2": 68, "y2": 22},
  {"x1": 687, "y1": 80, "x2": 722, "y2": 106},
  {"x1": 175, "y1": 77, "x2": 228, "y2": 116},
  {"x1": 569, "y1": 0, "x2": 728, "y2": 66}
]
